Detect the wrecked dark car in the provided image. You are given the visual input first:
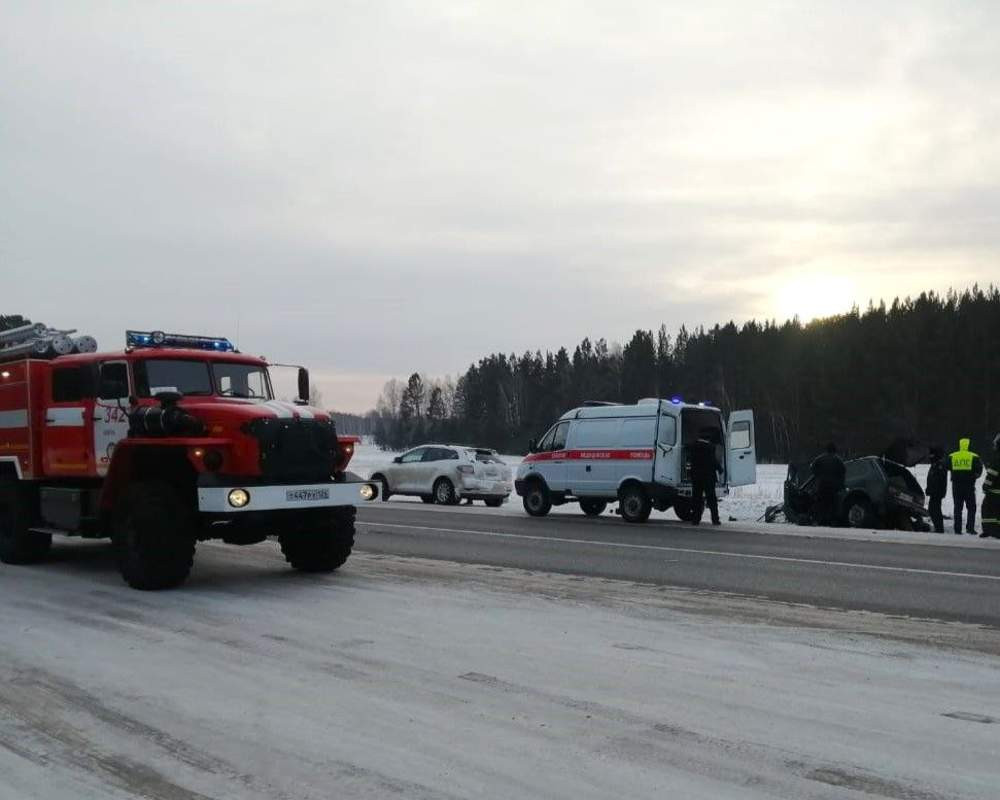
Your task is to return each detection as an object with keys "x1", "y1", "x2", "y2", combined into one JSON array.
[{"x1": 774, "y1": 456, "x2": 930, "y2": 530}]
